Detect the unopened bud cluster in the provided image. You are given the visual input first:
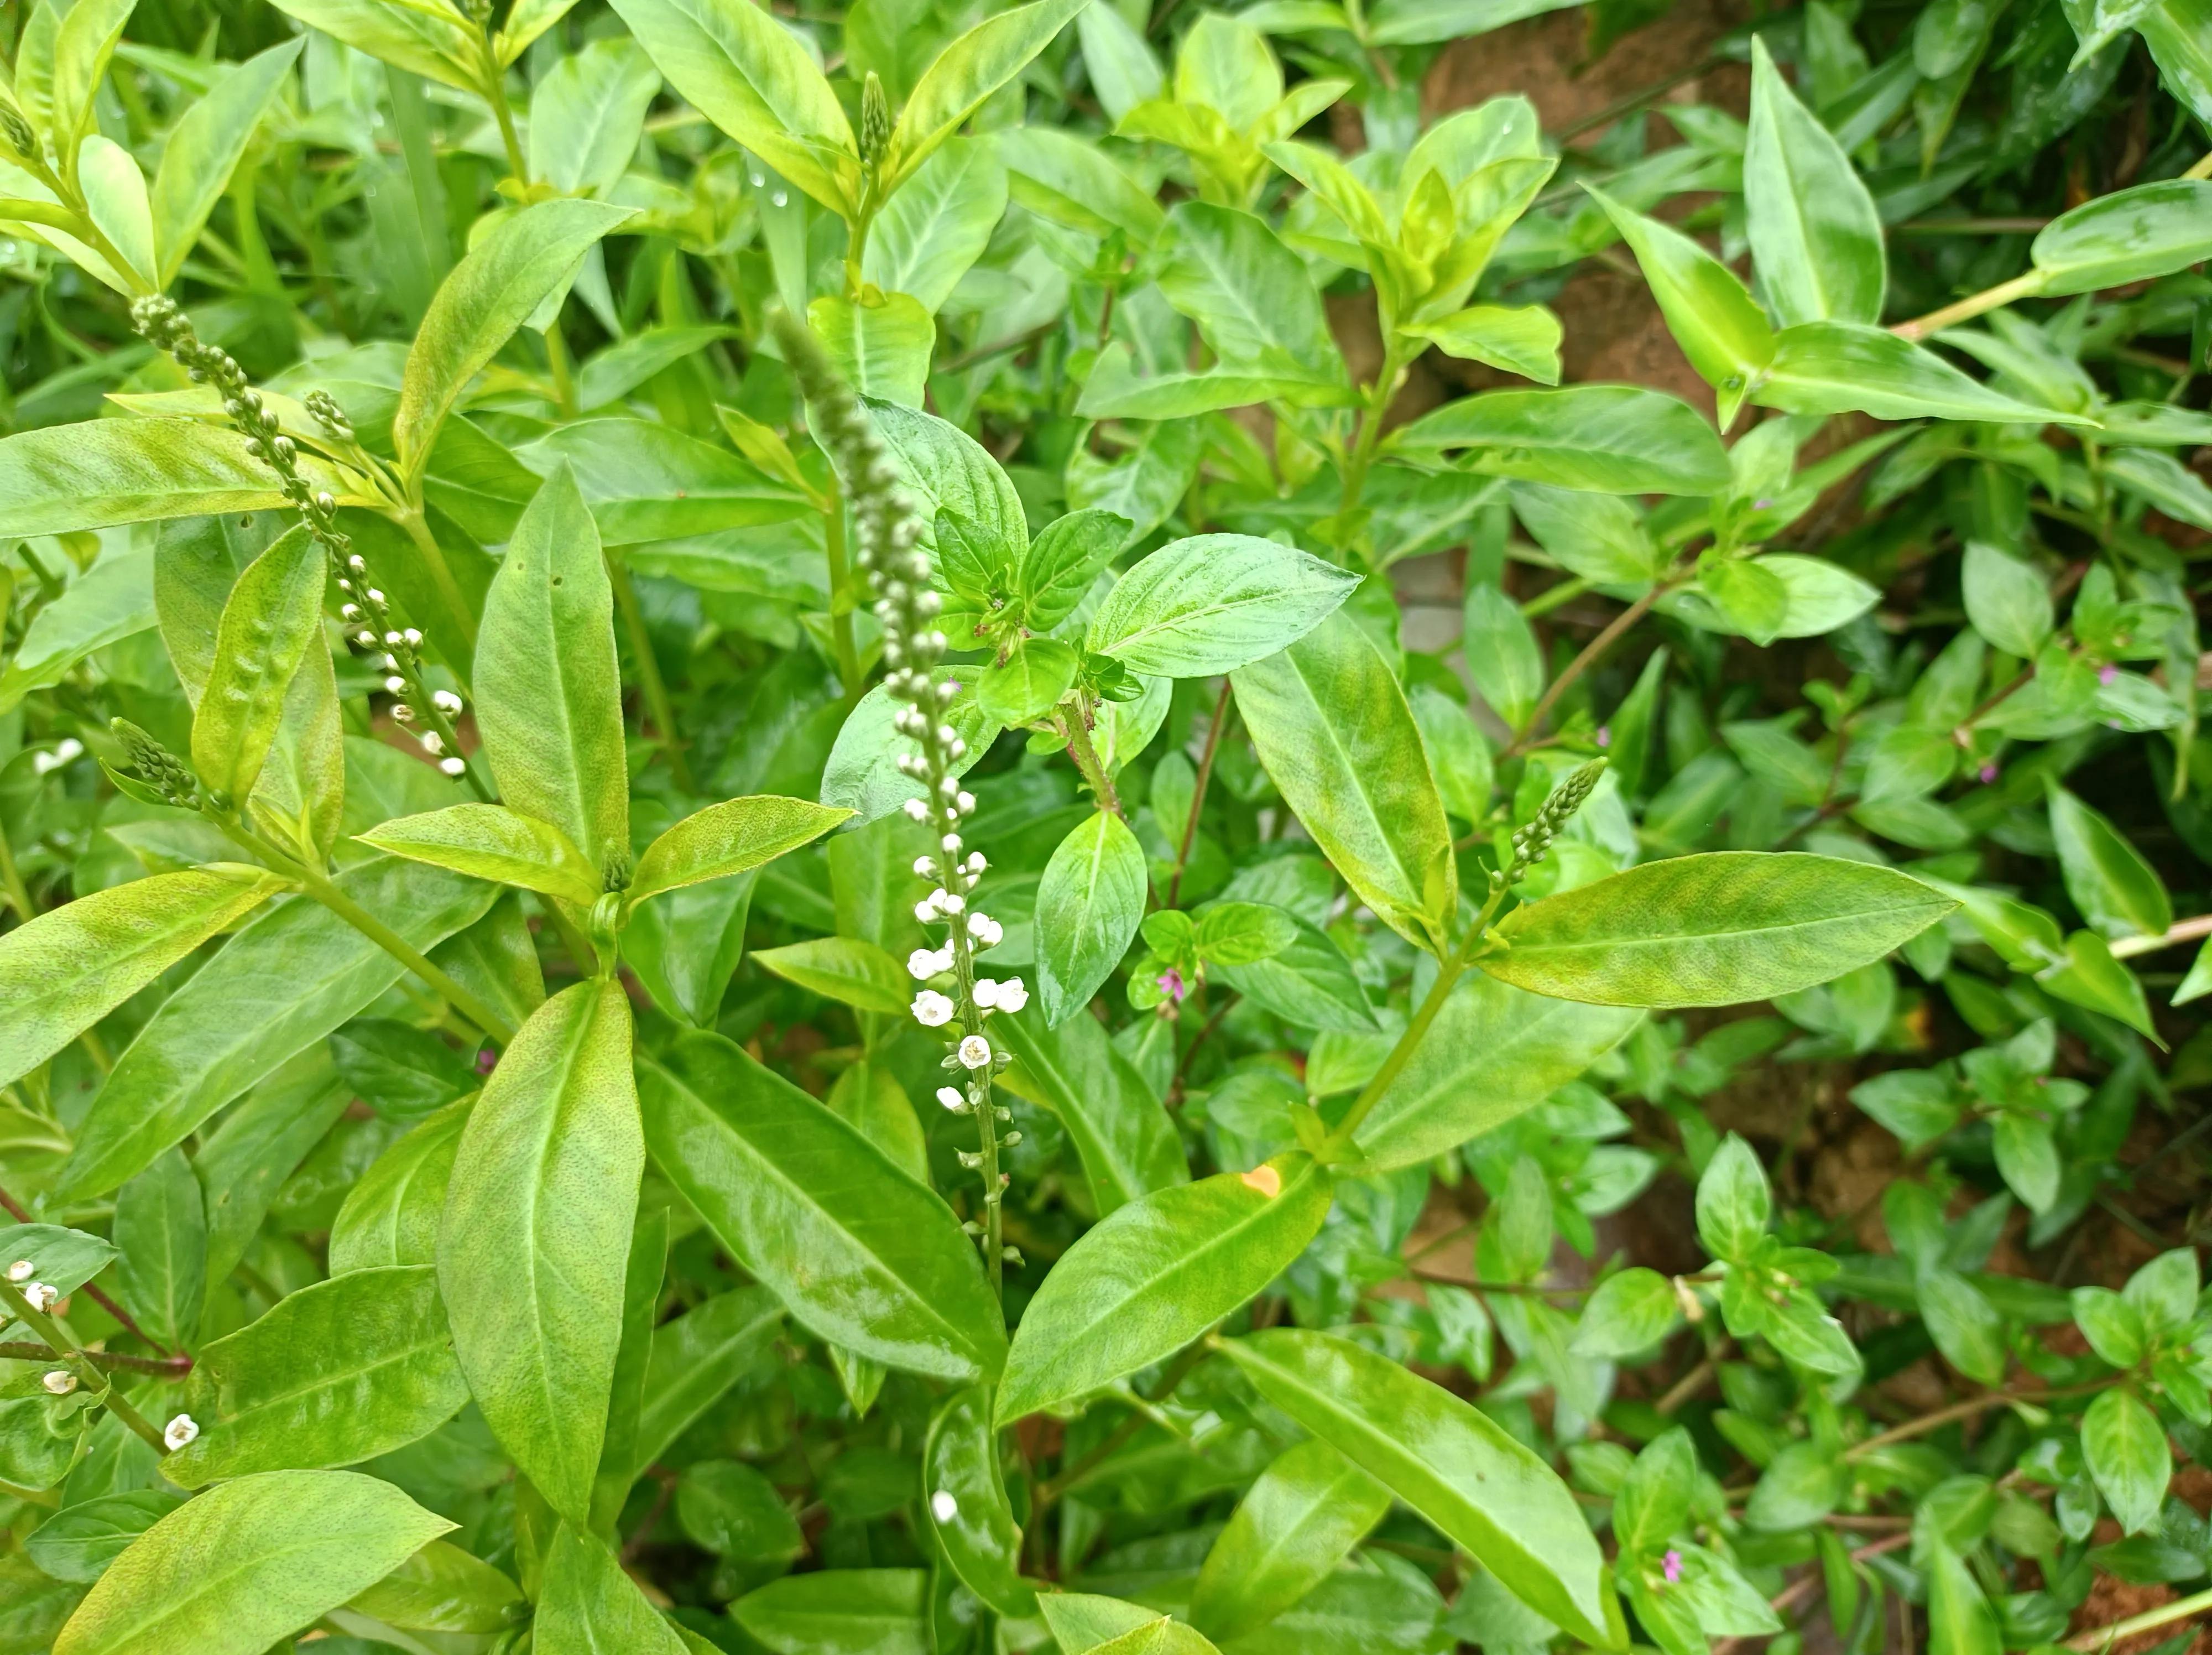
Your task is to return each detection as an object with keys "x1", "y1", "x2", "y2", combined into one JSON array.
[
  {"x1": 860, "y1": 73, "x2": 892, "y2": 168},
  {"x1": 0, "y1": 105, "x2": 37, "y2": 163},
  {"x1": 773, "y1": 311, "x2": 1018, "y2": 1263},
  {"x1": 111, "y1": 719, "x2": 199, "y2": 809},
  {"x1": 1506, "y1": 759, "x2": 1605, "y2": 884},
  {"x1": 130, "y1": 296, "x2": 469, "y2": 779}
]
